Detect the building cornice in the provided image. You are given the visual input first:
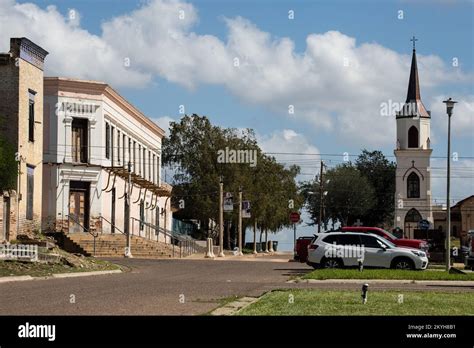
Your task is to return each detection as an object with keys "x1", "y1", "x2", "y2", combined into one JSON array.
[{"x1": 44, "y1": 77, "x2": 165, "y2": 138}]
